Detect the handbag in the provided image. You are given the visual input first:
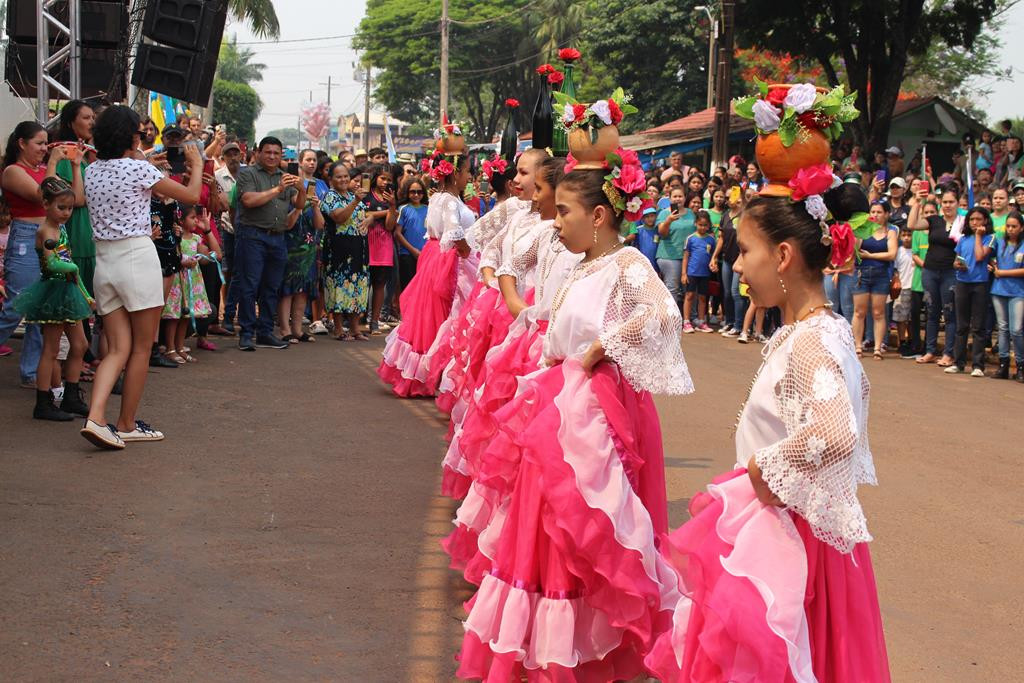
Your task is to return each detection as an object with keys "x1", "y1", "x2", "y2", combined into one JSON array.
[{"x1": 888, "y1": 272, "x2": 902, "y2": 301}]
